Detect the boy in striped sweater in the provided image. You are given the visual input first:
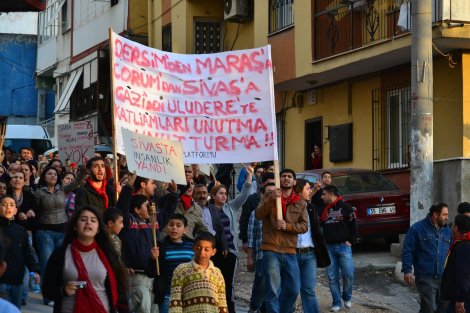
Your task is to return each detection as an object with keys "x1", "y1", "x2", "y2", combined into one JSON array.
[
  {"x1": 154, "y1": 214, "x2": 195, "y2": 313},
  {"x1": 169, "y1": 232, "x2": 227, "y2": 313}
]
